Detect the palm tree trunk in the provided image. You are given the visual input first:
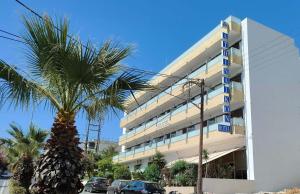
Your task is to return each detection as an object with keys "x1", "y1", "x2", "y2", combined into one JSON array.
[
  {"x1": 13, "y1": 155, "x2": 34, "y2": 194},
  {"x1": 30, "y1": 111, "x2": 84, "y2": 194},
  {"x1": 205, "y1": 162, "x2": 209, "y2": 178}
]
